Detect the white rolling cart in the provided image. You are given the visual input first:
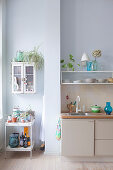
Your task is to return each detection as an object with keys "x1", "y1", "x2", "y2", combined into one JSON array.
[{"x1": 5, "y1": 119, "x2": 35, "y2": 159}]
